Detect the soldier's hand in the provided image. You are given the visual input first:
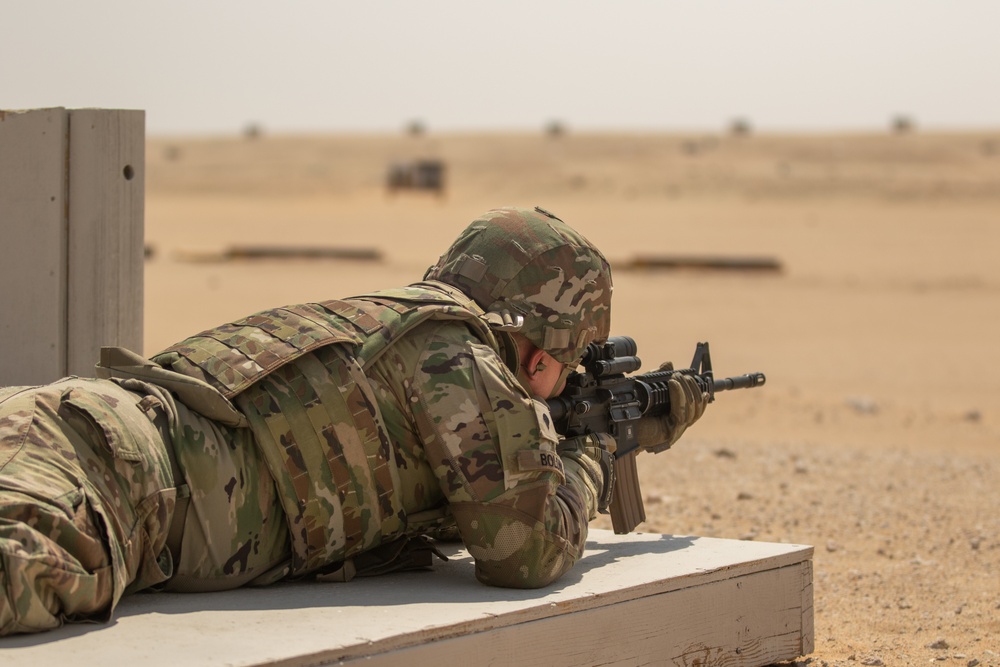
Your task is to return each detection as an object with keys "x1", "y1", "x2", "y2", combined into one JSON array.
[
  {"x1": 557, "y1": 433, "x2": 617, "y2": 514},
  {"x1": 636, "y1": 369, "x2": 708, "y2": 454}
]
